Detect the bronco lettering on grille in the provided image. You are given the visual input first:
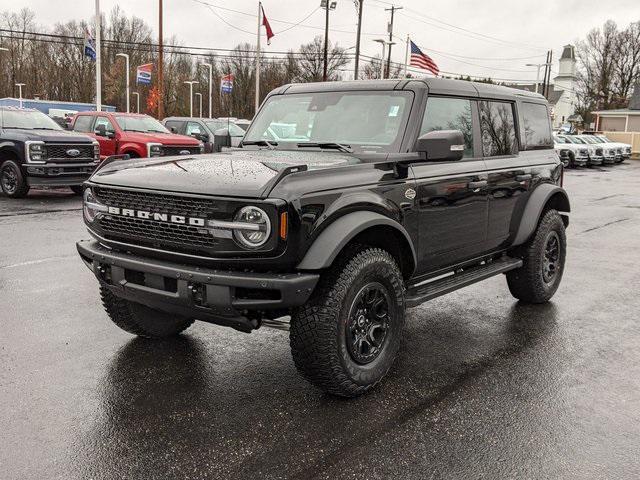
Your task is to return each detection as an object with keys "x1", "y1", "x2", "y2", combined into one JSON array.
[{"x1": 106, "y1": 206, "x2": 206, "y2": 226}]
